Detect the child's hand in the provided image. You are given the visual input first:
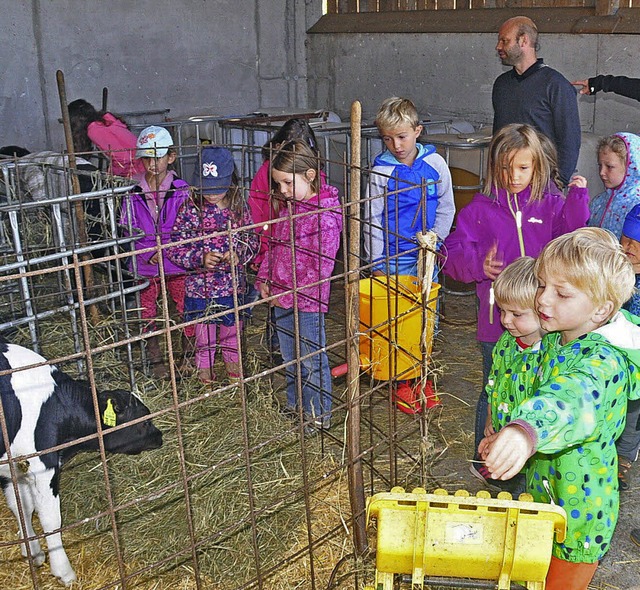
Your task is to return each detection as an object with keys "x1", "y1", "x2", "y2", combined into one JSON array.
[
  {"x1": 480, "y1": 425, "x2": 533, "y2": 480},
  {"x1": 483, "y1": 415, "x2": 495, "y2": 438},
  {"x1": 483, "y1": 243, "x2": 504, "y2": 280},
  {"x1": 478, "y1": 431, "x2": 499, "y2": 460},
  {"x1": 568, "y1": 174, "x2": 587, "y2": 188},
  {"x1": 222, "y1": 251, "x2": 239, "y2": 266},
  {"x1": 258, "y1": 282, "x2": 270, "y2": 299},
  {"x1": 204, "y1": 251, "x2": 224, "y2": 270}
]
